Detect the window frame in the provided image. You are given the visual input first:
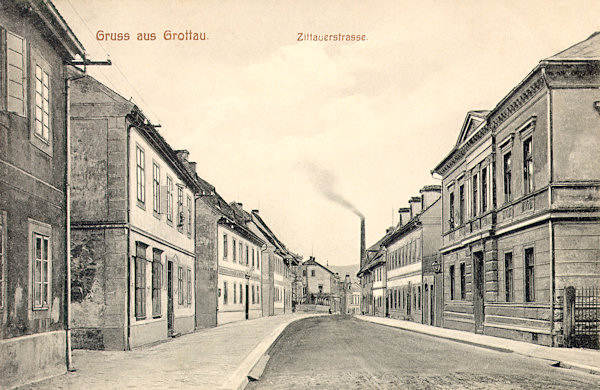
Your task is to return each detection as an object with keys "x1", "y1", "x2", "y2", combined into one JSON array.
[
  {"x1": 178, "y1": 266, "x2": 184, "y2": 305},
  {"x1": 481, "y1": 167, "x2": 488, "y2": 213},
  {"x1": 449, "y1": 264, "x2": 455, "y2": 300},
  {"x1": 135, "y1": 145, "x2": 146, "y2": 207},
  {"x1": 134, "y1": 241, "x2": 148, "y2": 320},
  {"x1": 166, "y1": 175, "x2": 173, "y2": 224},
  {"x1": 472, "y1": 173, "x2": 478, "y2": 217},
  {"x1": 524, "y1": 247, "x2": 535, "y2": 302},
  {"x1": 503, "y1": 151, "x2": 512, "y2": 203},
  {"x1": 504, "y1": 251, "x2": 514, "y2": 302},
  {"x1": 223, "y1": 234, "x2": 228, "y2": 260},
  {"x1": 5, "y1": 30, "x2": 27, "y2": 117},
  {"x1": 151, "y1": 249, "x2": 162, "y2": 318},
  {"x1": 523, "y1": 137, "x2": 534, "y2": 195},
  {"x1": 152, "y1": 162, "x2": 161, "y2": 217},
  {"x1": 460, "y1": 262, "x2": 466, "y2": 300},
  {"x1": 32, "y1": 232, "x2": 50, "y2": 310}
]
